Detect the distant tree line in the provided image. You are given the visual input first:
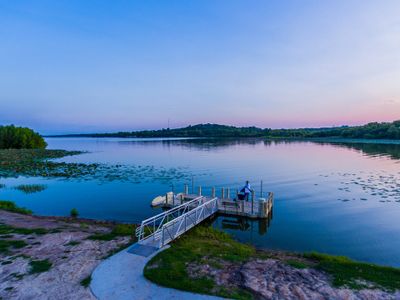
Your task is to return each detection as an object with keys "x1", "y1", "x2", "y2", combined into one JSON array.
[
  {"x1": 268, "y1": 121, "x2": 400, "y2": 139},
  {"x1": 50, "y1": 120, "x2": 400, "y2": 140},
  {"x1": 56, "y1": 124, "x2": 270, "y2": 138},
  {"x1": 0, "y1": 125, "x2": 47, "y2": 149}
]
